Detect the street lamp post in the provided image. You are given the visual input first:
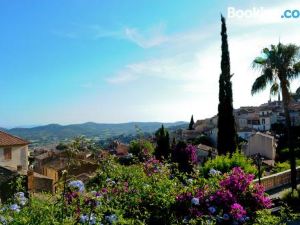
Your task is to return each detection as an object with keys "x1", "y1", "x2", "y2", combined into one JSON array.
[{"x1": 255, "y1": 153, "x2": 264, "y2": 184}]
